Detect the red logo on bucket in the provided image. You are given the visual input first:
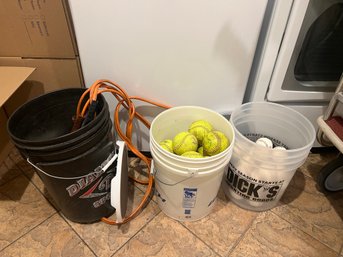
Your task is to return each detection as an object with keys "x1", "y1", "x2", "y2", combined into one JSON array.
[
  {"x1": 65, "y1": 152, "x2": 116, "y2": 208},
  {"x1": 66, "y1": 169, "x2": 106, "y2": 197}
]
